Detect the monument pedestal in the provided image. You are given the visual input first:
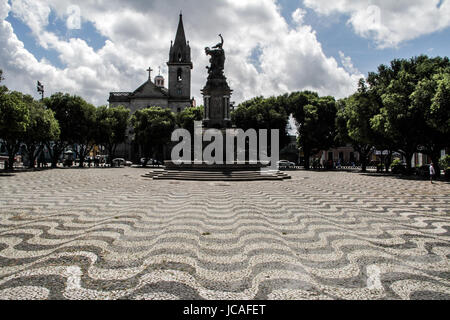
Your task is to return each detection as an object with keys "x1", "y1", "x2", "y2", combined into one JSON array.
[{"x1": 202, "y1": 78, "x2": 232, "y2": 129}]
